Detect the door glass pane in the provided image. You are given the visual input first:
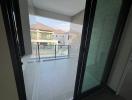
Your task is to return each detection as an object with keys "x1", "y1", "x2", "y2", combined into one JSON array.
[{"x1": 82, "y1": 0, "x2": 122, "y2": 92}]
